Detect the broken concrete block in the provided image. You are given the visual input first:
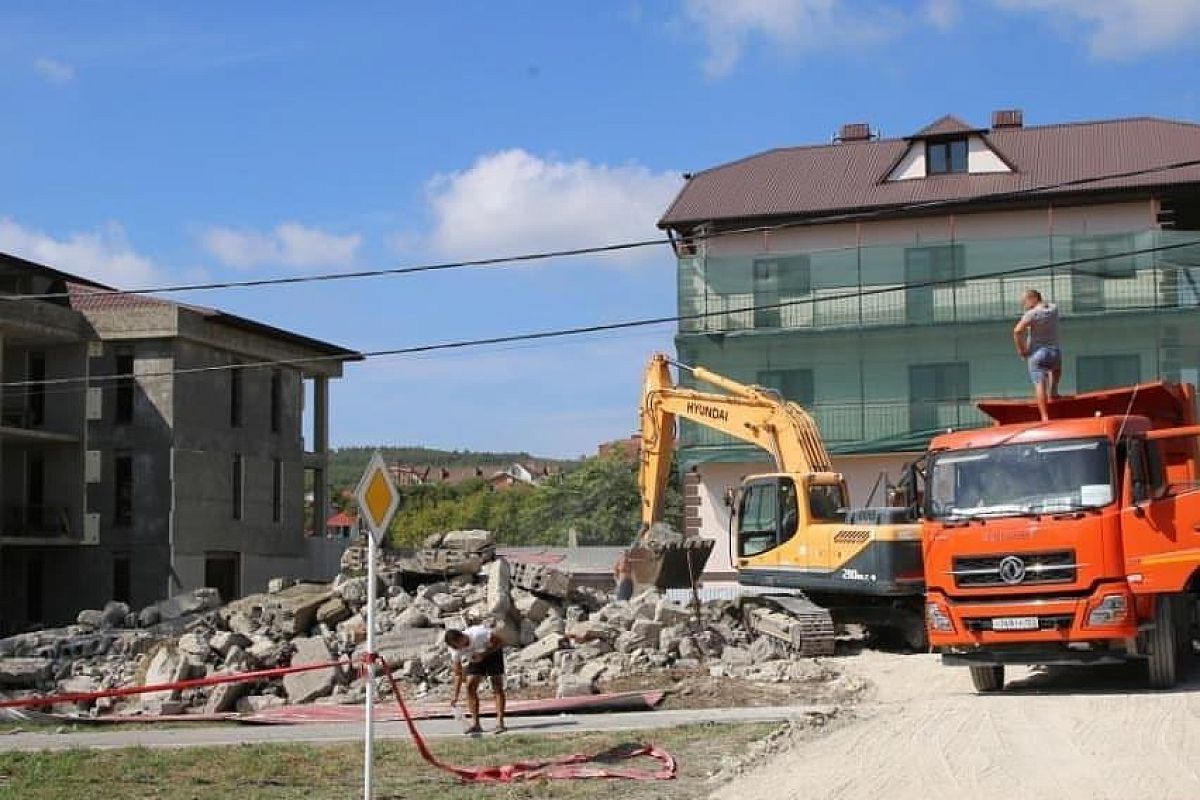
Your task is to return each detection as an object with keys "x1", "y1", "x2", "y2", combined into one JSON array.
[
  {"x1": 749, "y1": 634, "x2": 789, "y2": 664},
  {"x1": 721, "y1": 646, "x2": 752, "y2": 666},
  {"x1": 267, "y1": 577, "x2": 297, "y2": 594},
  {"x1": 316, "y1": 598, "x2": 352, "y2": 627},
  {"x1": 101, "y1": 601, "x2": 131, "y2": 628},
  {"x1": 654, "y1": 600, "x2": 691, "y2": 626},
  {"x1": 518, "y1": 633, "x2": 567, "y2": 662},
  {"x1": 484, "y1": 560, "x2": 511, "y2": 617},
  {"x1": 519, "y1": 618, "x2": 538, "y2": 646},
  {"x1": 204, "y1": 680, "x2": 247, "y2": 714},
  {"x1": 556, "y1": 672, "x2": 595, "y2": 698},
  {"x1": 416, "y1": 582, "x2": 450, "y2": 601},
  {"x1": 441, "y1": 529, "x2": 495, "y2": 552},
  {"x1": 236, "y1": 694, "x2": 286, "y2": 714},
  {"x1": 76, "y1": 609, "x2": 104, "y2": 629},
  {"x1": 431, "y1": 593, "x2": 463, "y2": 614},
  {"x1": 374, "y1": 629, "x2": 440, "y2": 668},
  {"x1": 283, "y1": 636, "x2": 341, "y2": 704},
  {"x1": 513, "y1": 593, "x2": 551, "y2": 624},
  {"x1": 395, "y1": 607, "x2": 430, "y2": 628},
  {"x1": 631, "y1": 619, "x2": 663, "y2": 643},
  {"x1": 578, "y1": 659, "x2": 610, "y2": 685},
  {"x1": 387, "y1": 593, "x2": 412, "y2": 612},
  {"x1": 534, "y1": 617, "x2": 565, "y2": 640},
  {"x1": 177, "y1": 633, "x2": 211, "y2": 661},
  {"x1": 0, "y1": 657, "x2": 53, "y2": 687}
]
